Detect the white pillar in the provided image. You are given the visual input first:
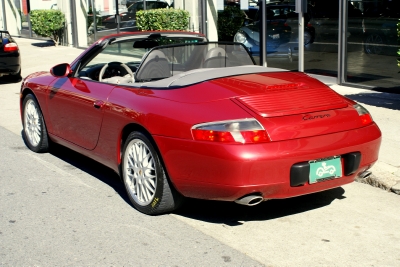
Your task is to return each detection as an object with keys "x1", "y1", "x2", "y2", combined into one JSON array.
[
  {"x1": 57, "y1": 0, "x2": 73, "y2": 46},
  {"x1": 75, "y1": 0, "x2": 89, "y2": 47},
  {"x1": 174, "y1": 0, "x2": 200, "y2": 33},
  {"x1": 206, "y1": 0, "x2": 218, "y2": 41},
  {"x1": 3, "y1": 0, "x2": 21, "y2": 35}
]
